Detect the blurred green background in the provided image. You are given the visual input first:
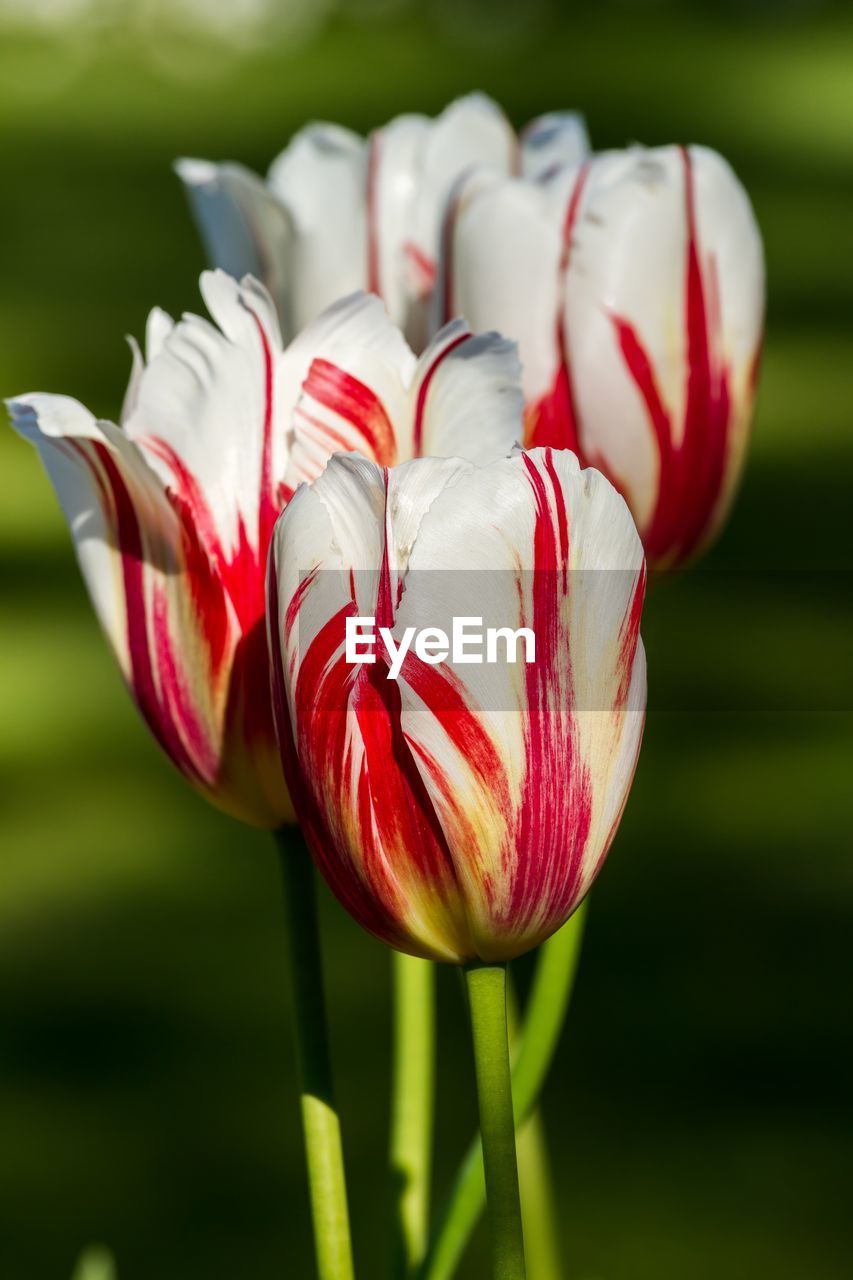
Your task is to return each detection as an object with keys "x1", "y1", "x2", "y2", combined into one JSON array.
[{"x1": 1, "y1": 1, "x2": 851, "y2": 1277}]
